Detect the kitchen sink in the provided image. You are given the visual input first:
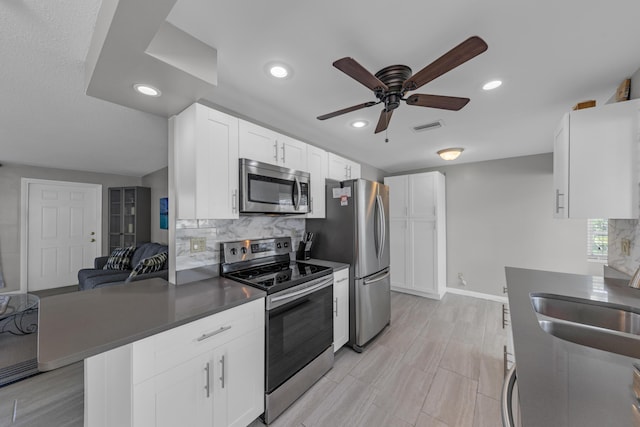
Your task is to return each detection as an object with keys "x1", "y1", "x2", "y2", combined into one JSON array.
[{"x1": 531, "y1": 293, "x2": 640, "y2": 359}]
